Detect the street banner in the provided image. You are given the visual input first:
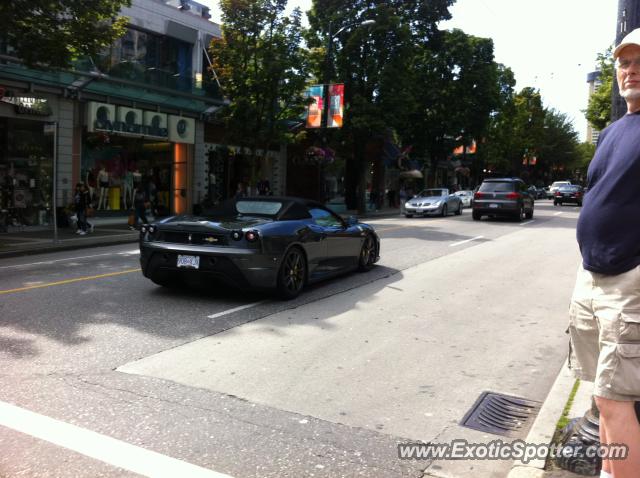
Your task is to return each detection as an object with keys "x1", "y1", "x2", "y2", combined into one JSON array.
[
  {"x1": 306, "y1": 85, "x2": 324, "y2": 128},
  {"x1": 327, "y1": 83, "x2": 344, "y2": 128}
]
